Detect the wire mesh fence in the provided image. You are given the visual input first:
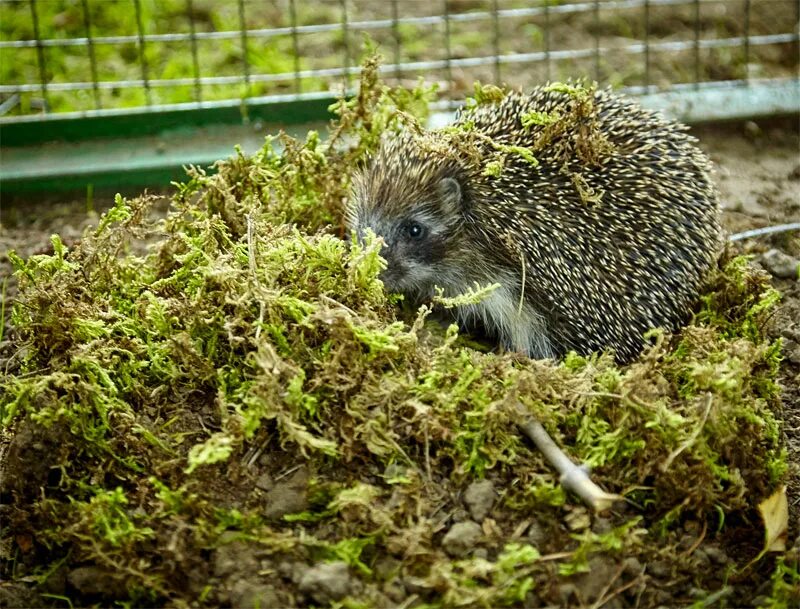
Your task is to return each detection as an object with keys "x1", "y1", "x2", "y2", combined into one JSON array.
[{"x1": 0, "y1": 0, "x2": 798, "y2": 118}]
